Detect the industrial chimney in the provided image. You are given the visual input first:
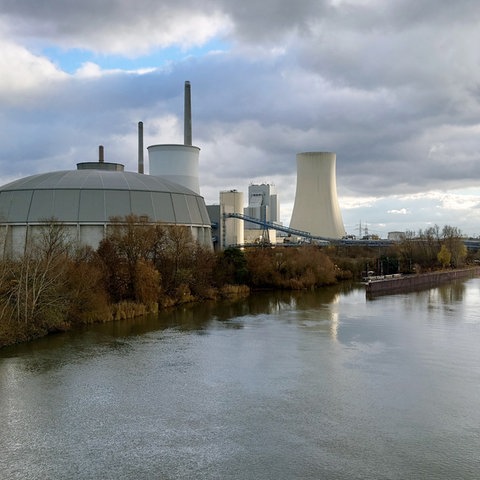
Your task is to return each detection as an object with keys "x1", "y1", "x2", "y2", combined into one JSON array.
[
  {"x1": 138, "y1": 121, "x2": 144, "y2": 174},
  {"x1": 184, "y1": 81, "x2": 192, "y2": 146},
  {"x1": 76, "y1": 144, "x2": 124, "y2": 171}
]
